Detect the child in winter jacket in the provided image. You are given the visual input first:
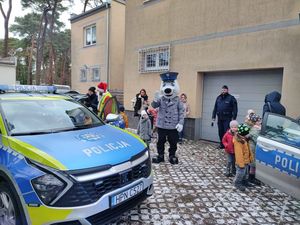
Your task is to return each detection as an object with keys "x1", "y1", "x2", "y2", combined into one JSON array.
[
  {"x1": 119, "y1": 106, "x2": 129, "y2": 128},
  {"x1": 248, "y1": 113, "x2": 262, "y2": 185},
  {"x1": 222, "y1": 120, "x2": 239, "y2": 177},
  {"x1": 233, "y1": 123, "x2": 254, "y2": 191},
  {"x1": 137, "y1": 110, "x2": 152, "y2": 147}
]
